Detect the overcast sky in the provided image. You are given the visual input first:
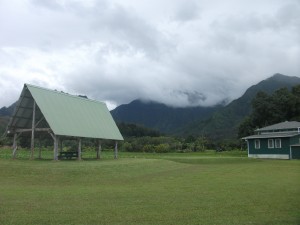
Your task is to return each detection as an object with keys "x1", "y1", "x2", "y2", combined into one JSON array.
[{"x1": 0, "y1": 0, "x2": 299, "y2": 109}]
